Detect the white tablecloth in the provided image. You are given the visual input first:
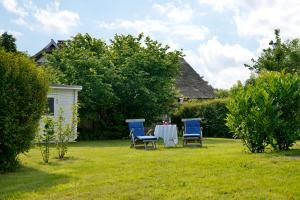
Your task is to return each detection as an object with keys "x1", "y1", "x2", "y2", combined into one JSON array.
[{"x1": 154, "y1": 125, "x2": 178, "y2": 147}]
